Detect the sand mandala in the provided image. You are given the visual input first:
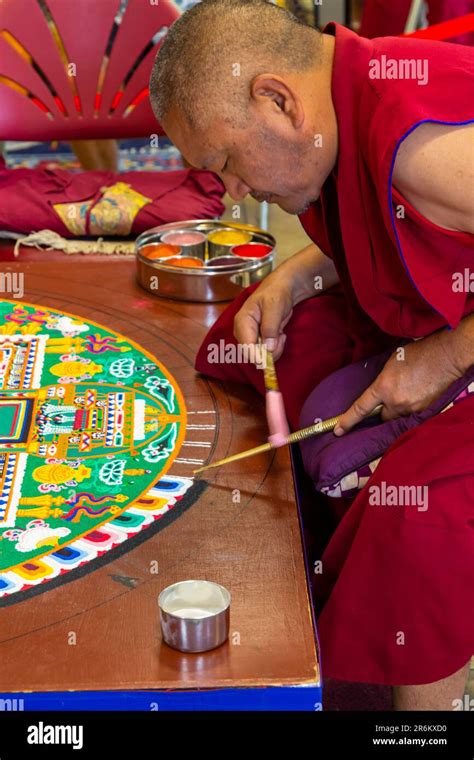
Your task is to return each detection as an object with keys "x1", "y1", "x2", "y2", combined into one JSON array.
[{"x1": 0, "y1": 300, "x2": 205, "y2": 605}]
